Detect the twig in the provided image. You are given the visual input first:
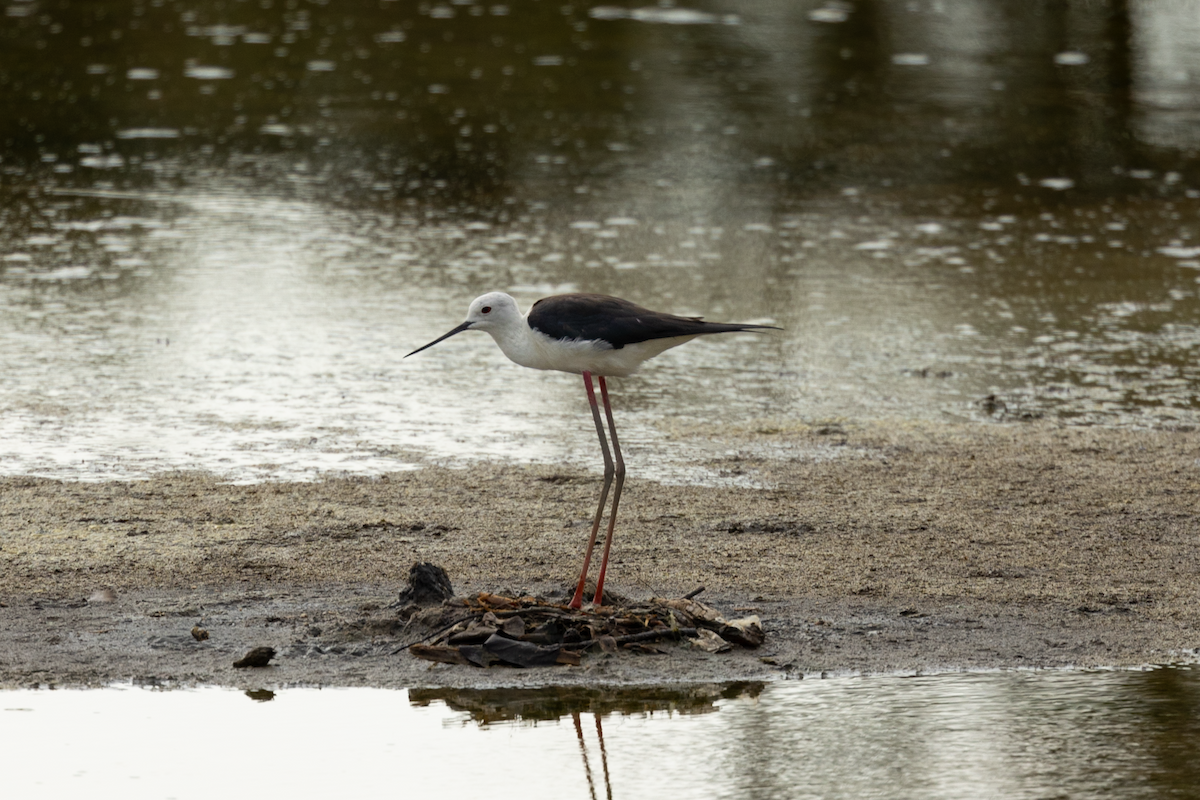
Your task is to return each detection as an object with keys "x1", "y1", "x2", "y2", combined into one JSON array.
[
  {"x1": 578, "y1": 627, "x2": 699, "y2": 650},
  {"x1": 683, "y1": 586, "x2": 706, "y2": 600},
  {"x1": 390, "y1": 613, "x2": 478, "y2": 655}
]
